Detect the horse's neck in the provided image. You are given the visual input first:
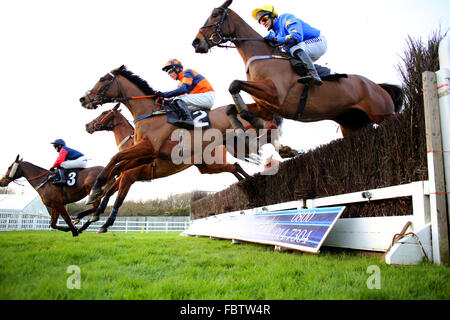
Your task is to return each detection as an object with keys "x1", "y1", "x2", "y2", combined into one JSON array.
[
  {"x1": 111, "y1": 115, "x2": 134, "y2": 150},
  {"x1": 20, "y1": 161, "x2": 48, "y2": 188},
  {"x1": 229, "y1": 10, "x2": 273, "y2": 63},
  {"x1": 118, "y1": 77, "x2": 160, "y2": 121}
]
